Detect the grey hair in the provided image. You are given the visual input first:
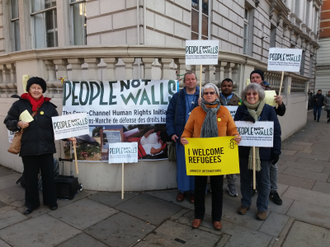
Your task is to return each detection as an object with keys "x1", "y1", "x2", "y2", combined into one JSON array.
[
  {"x1": 203, "y1": 83, "x2": 220, "y2": 96},
  {"x1": 241, "y1": 83, "x2": 265, "y2": 101}
]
